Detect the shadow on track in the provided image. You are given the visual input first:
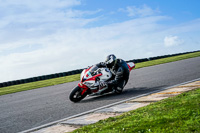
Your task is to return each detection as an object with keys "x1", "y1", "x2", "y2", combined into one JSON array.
[{"x1": 79, "y1": 85, "x2": 166, "y2": 103}]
